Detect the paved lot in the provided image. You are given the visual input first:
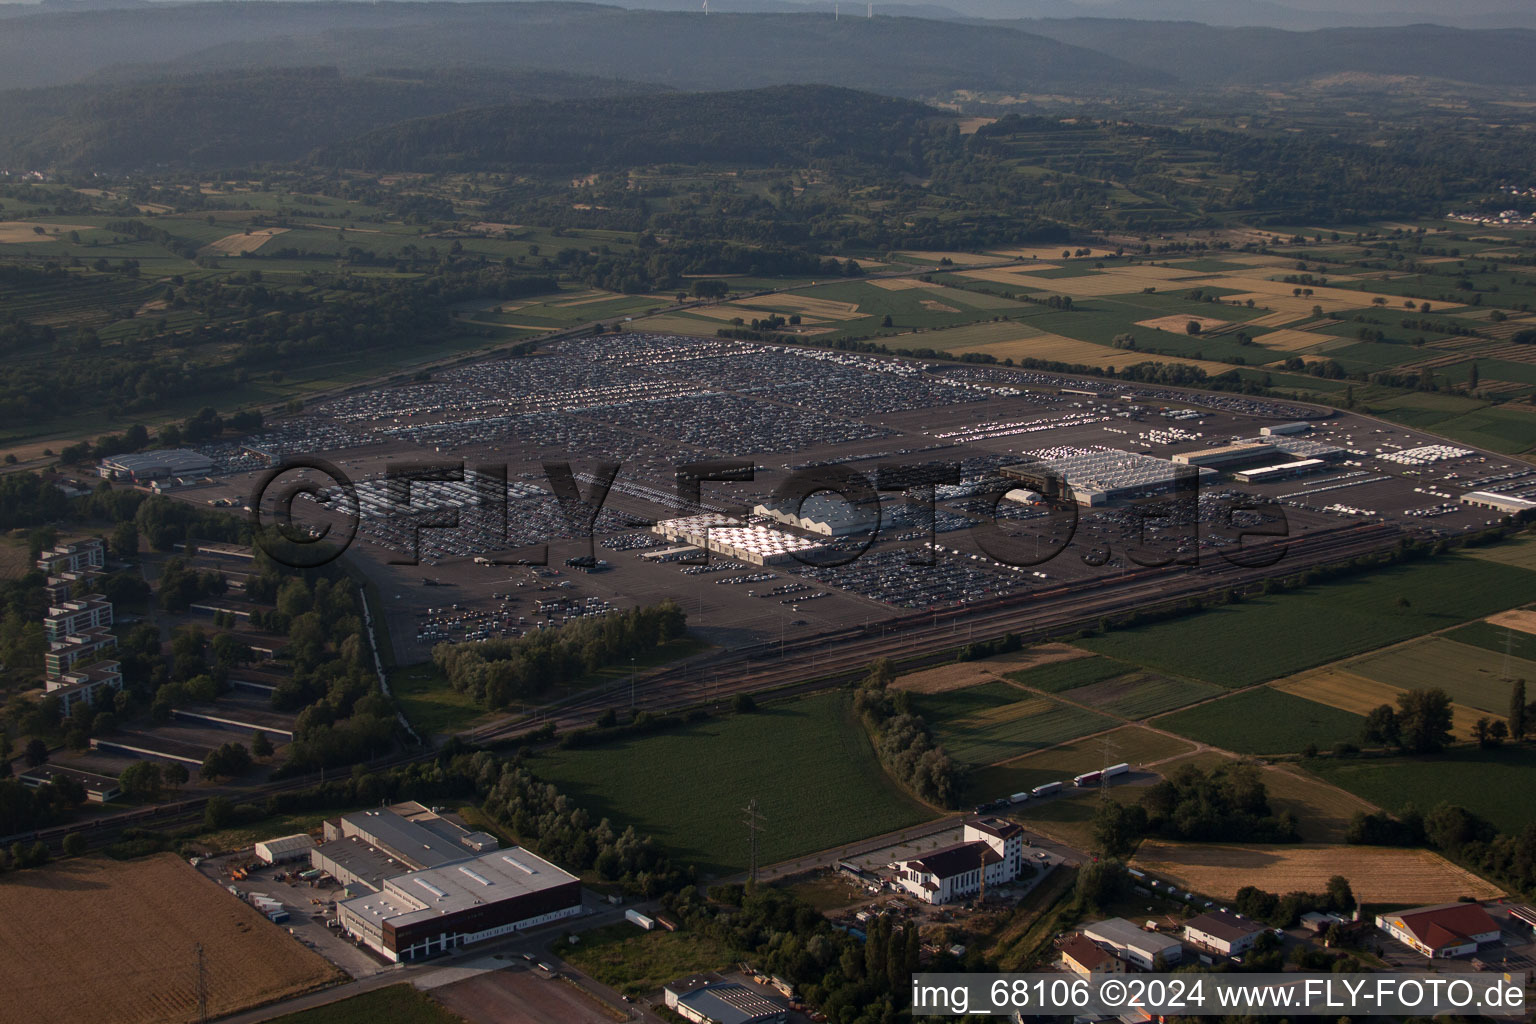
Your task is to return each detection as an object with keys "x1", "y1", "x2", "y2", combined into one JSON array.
[{"x1": 197, "y1": 853, "x2": 388, "y2": 979}]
